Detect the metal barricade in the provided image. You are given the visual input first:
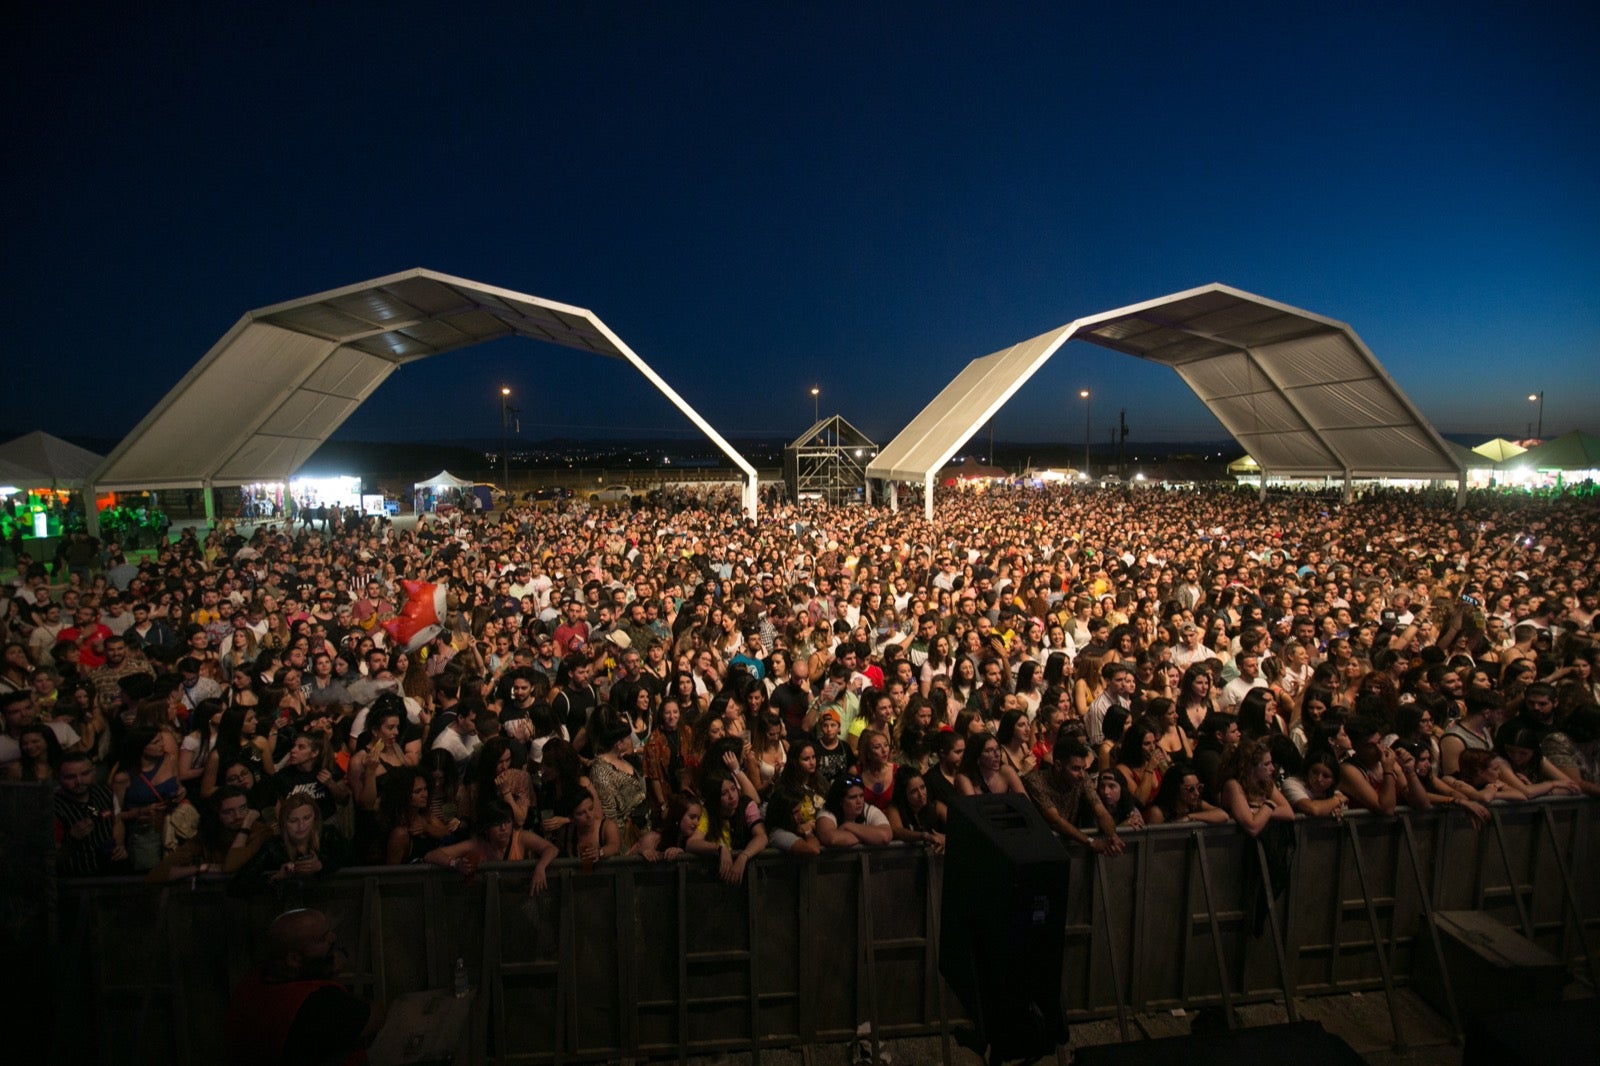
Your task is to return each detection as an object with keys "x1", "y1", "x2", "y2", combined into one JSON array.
[{"x1": 51, "y1": 798, "x2": 1598, "y2": 1064}]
